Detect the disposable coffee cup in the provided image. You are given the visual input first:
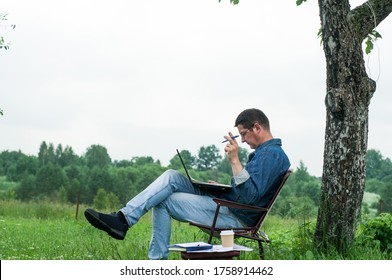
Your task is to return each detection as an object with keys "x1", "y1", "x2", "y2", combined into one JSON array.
[{"x1": 220, "y1": 230, "x2": 234, "y2": 249}]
